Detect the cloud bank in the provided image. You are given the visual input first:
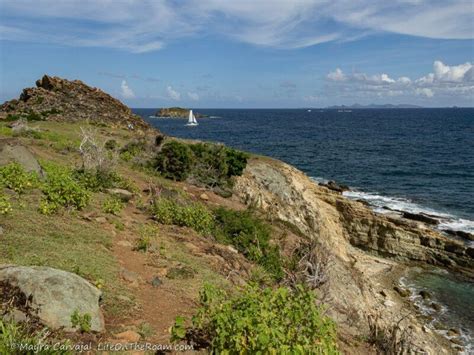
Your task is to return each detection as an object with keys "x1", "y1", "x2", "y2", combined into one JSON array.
[
  {"x1": 326, "y1": 61, "x2": 473, "y2": 100},
  {"x1": 0, "y1": 1, "x2": 472, "y2": 52}
]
